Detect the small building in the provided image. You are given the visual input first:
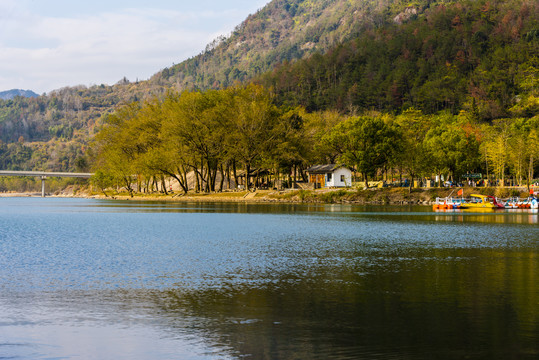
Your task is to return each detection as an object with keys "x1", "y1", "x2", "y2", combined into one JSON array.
[{"x1": 306, "y1": 164, "x2": 352, "y2": 188}]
